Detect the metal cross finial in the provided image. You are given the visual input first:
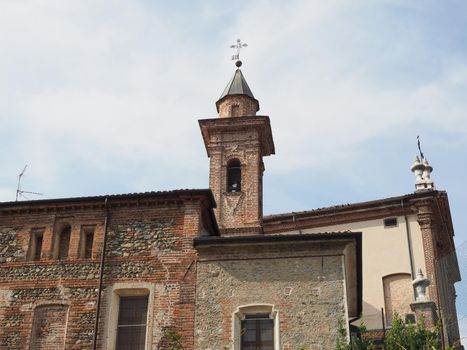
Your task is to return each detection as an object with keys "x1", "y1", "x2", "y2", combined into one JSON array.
[
  {"x1": 417, "y1": 135, "x2": 424, "y2": 159},
  {"x1": 230, "y1": 38, "x2": 247, "y2": 67}
]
